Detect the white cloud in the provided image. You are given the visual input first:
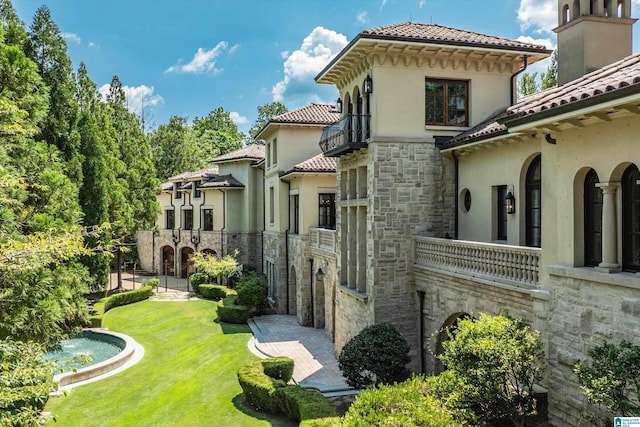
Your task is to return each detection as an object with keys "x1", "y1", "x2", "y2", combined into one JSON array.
[
  {"x1": 516, "y1": 35, "x2": 554, "y2": 50},
  {"x1": 380, "y1": 0, "x2": 389, "y2": 8},
  {"x1": 229, "y1": 112, "x2": 249, "y2": 125},
  {"x1": 62, "y1": 32, "x2": 81, "y2": 45},
  {"x1": 98, "y1": 83, "x2": 164, "y2": 116},
  {"x1": 229, "y1": 44, "x2": 240, "y2": 54},
  {"x1": 166, "y1": 41, "x2": 230, "y2": 74},
  {"x1": 419, "y1": 0, "x2": 426, "y2": 8},
  {"x1": 280, "y1": 50, "x2": 289, "y2": 59},
  {"x1": 517, "y1": 0, "x2": 556, "y2": 34},
  {"x1": 272, "y1": 26, "x2": 348, "y2": 105},
  {"x1": 88, "y1": 41, "x2": 97, "y2": 48},
  {"x1": 356, "y1": 11, "x2": 368, "y2": 24}
]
